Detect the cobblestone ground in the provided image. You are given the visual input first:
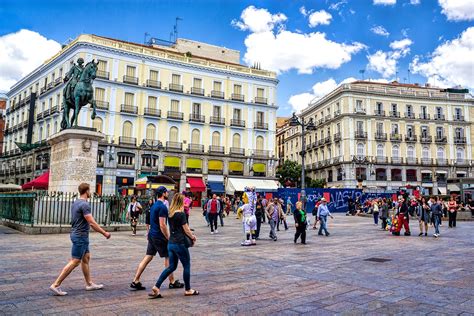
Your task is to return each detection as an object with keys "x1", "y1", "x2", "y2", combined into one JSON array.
[{"x1": 1, "y1": 212, "x2": 474, "y2": 315}]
